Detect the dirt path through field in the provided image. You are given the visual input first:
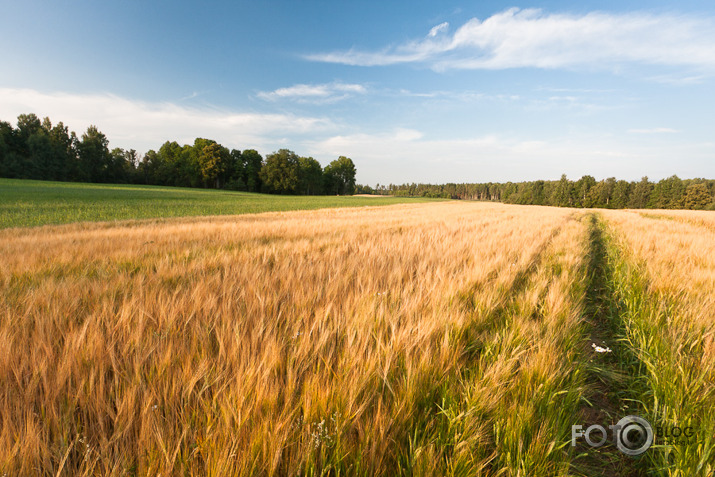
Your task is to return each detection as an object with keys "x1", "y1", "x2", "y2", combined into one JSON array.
[{"x1": 572, "y1": 214, "x2": 645, "y2": 476}]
